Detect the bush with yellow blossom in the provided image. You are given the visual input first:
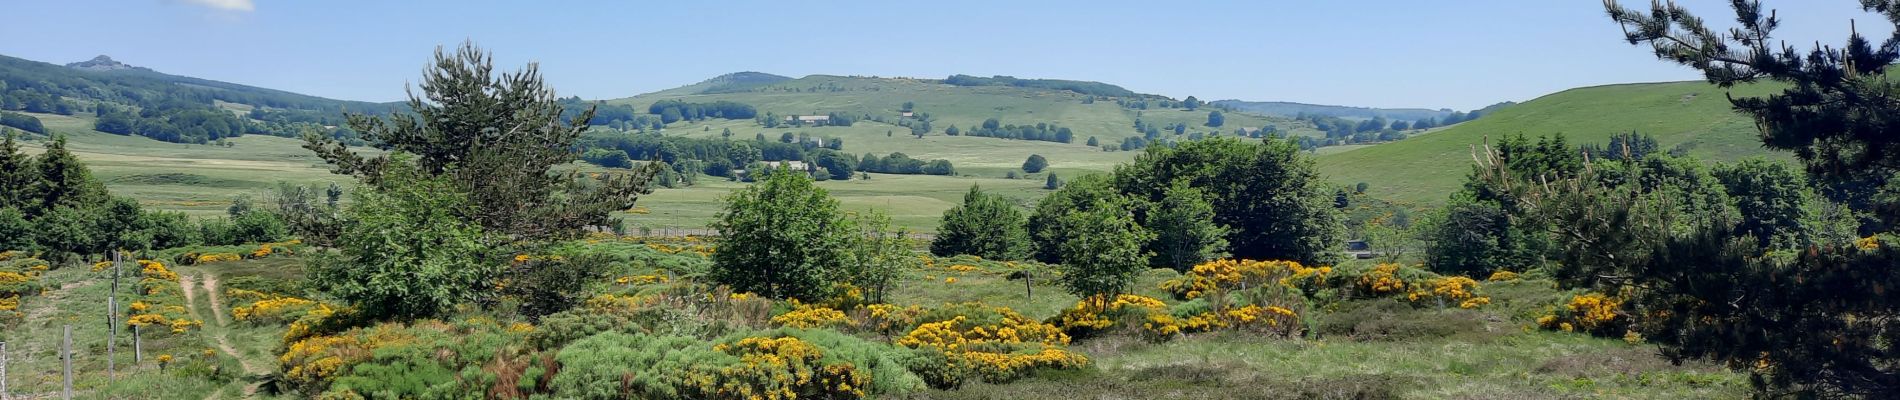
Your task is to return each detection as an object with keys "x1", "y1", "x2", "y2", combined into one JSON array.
[
  {"x1": 120, "y1": 259, "x2": 202, "y2": 335},
  {"x1": 550, "y1": 328, "x2": 924, "y2": 399},
  {"x1": 1159, "y1": 259, "x2": 1332, "y2": 300},
  {"x1": 1051, "y1": 294, "x2": 1168, "y2": 338},
  {"x1": 1407, "y1": 276, "x2": 1491, "y2": 309},
  {"x1": 771, "y1": 303, "x2": 850, "y2": 329},
  {"x1": 1536, "y1": 292, "x2": 1626, "y2": 336},
  {"x1": 895, "y1": 303, "x2": 1085, "y2": 389},
  {"x1": 1354, "y1": 263, "x2": 1411, "y2": 296},
  {"x1": 0, "y1": 258, "x2": 48, "y2": 300},
  {"x1": 233, "y1": 296, "x2": 326, "y2": 325}
]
